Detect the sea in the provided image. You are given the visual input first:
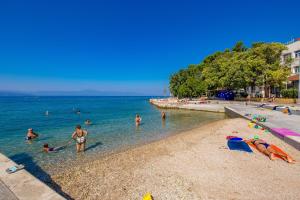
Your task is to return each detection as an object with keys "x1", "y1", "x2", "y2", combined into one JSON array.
[{"x1": 0, "y1": 96, "x2": 225, "y2": 180}]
